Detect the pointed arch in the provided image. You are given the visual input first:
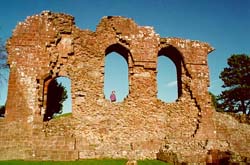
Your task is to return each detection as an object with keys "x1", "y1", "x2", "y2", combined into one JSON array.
[
  {"x1": 104, "y1": 43, "x2": 131, "y2": 102},
  {"x1": 157, "y1": 46, "x2": 183, "y2": 102},
  {"x1": 42, "y1": 76, "x2": 72, "y2": 121}
]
